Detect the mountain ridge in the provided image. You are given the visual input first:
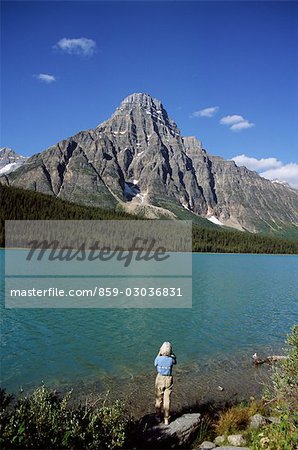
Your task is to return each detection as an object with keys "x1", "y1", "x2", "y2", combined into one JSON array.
[
  {"x1": 1, "y1": 93, "x2": 298, "y2": 235},
  {"x1": 0, "y1": 147, "x2": 28, "y2": 175}
]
